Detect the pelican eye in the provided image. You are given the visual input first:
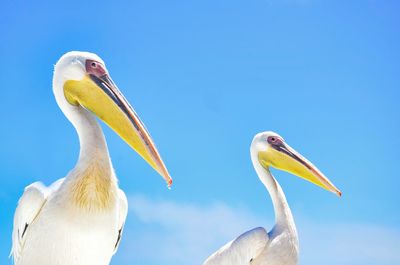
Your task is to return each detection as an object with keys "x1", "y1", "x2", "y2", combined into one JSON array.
[
  {"x1": 85, "y1": 60, "x2": 106, "y2": 76},
  {"x1": 267, "y1": 136, "x2": 282, "y2": 145}
]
